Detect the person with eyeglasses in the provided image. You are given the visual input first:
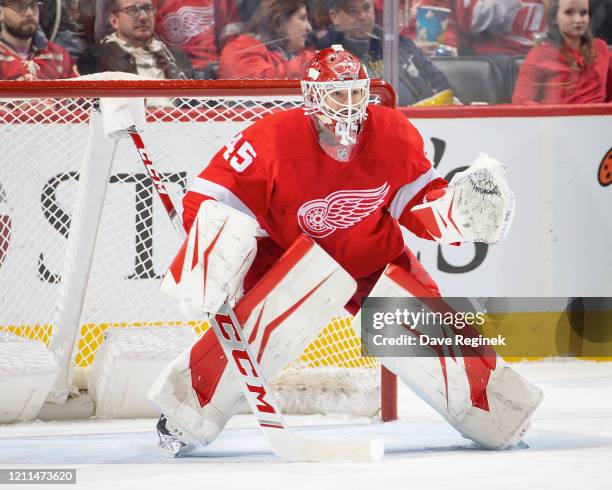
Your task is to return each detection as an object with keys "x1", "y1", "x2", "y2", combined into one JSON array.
[
  {"x1": 94, "y1": 0, "x2": 193, "y2": 82},
  {"x1": 0, "y1": 0, "x2": 79, "y2": 79},
  {"x1": 310, "y1": 0, "x2": 458, "y2": 106}
]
